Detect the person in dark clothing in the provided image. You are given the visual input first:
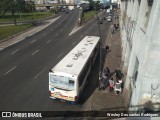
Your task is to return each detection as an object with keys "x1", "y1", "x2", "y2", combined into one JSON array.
[
  {"x1": 105, "y1": 45, "x2": 110, "y2": 53},
  {"x1": 104, "y1": 66, "x2": 110, "y2": 76},
  {"x1": 114, "y1": 23, "x2": 116, "y2": 30},
  {"x1": 115, "y1": 68, "x2": 124, "y2": 80},
  {"x1": 116, "y1": 23, "x2": 119, "y2": 30},
  {"x1": 101, "y1": 75, "x2": 107, "y2": 90}
]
